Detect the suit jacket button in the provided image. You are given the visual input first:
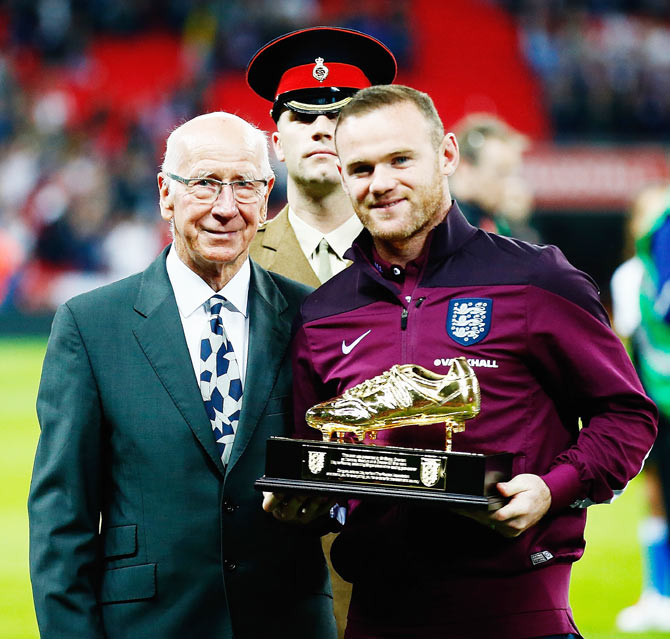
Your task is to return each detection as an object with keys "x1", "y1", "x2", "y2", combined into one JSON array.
[
  {"x1": 224, "y1": 559, "x2": 237, "y2": 571},
  {"x1": 223, "y1": 501, "x2": 236, "y2": 513}
]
